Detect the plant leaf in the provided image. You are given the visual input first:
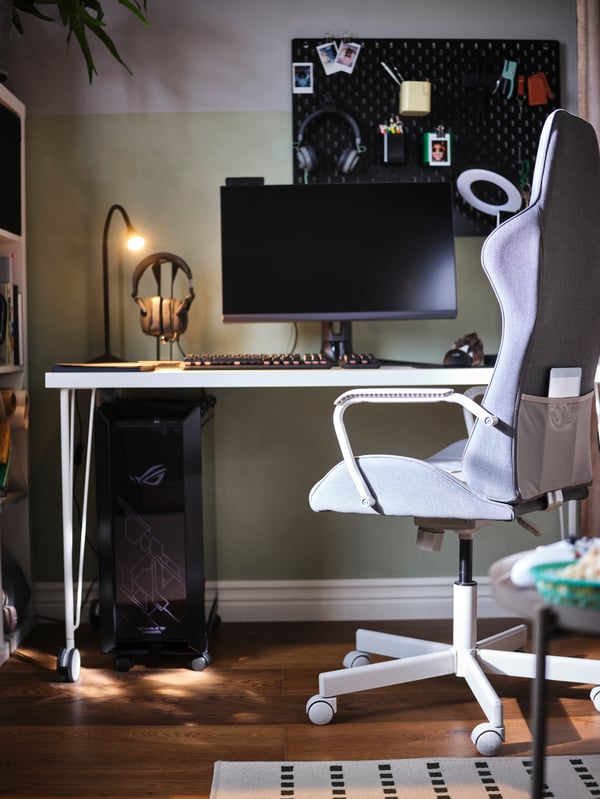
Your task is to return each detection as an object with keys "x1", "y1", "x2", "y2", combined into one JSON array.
[
  {"x1": 118, "y1": 0, "x2": 148, "y2": 26},
  {"x1": 12, "y1": 0, "x2": 149, "y2": 82}
]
